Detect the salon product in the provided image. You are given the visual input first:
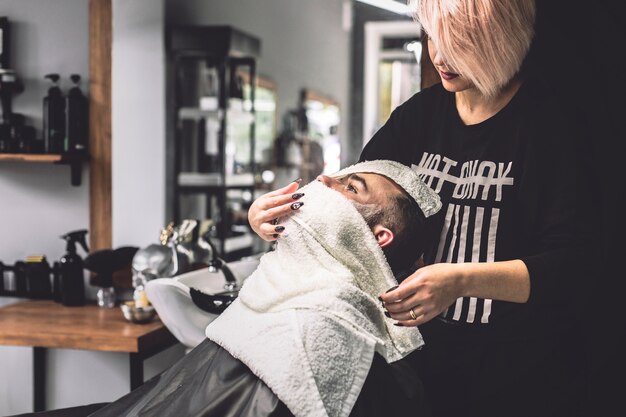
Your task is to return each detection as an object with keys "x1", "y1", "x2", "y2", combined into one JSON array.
[
  {"x1": 24, "y1": 255, "x2": 52, "y2": 298},
  {"x1": 65, "y1": 74, "x2": 88, "y2": 153},
  {"x1": 0, "y1": 17, "x2": 10, "y2": 69},
  {"x1": 13, "y1": 260, "x2": 27, "y2": 295},
  {"x1": 58, "y1": 229, "x2": 89, "y2": 306},
  {"x1": 228, "y1": 74, "x2": 244, "y2": 111},
  {"x1": 52, "y1": 261, "x2": 62, "y2": 302},
  {"x1": 0, "y1": 261, "x2": 5, "y2": 292},
  {"x1": 199, "y1": 66, "x2": 219, "y2": 111},
  {"x1": 4, "y1": 113, "x2": 35, "y2": 153},
  {"x1": 84, "y1": 248, "x2": 116, "y2": 308},
  {"x1": 43, "y1": 73, "x2": 65, "y2": 153},
  {"x1": 0, "y1": 69, "x2": 23, "y2": 142}
]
